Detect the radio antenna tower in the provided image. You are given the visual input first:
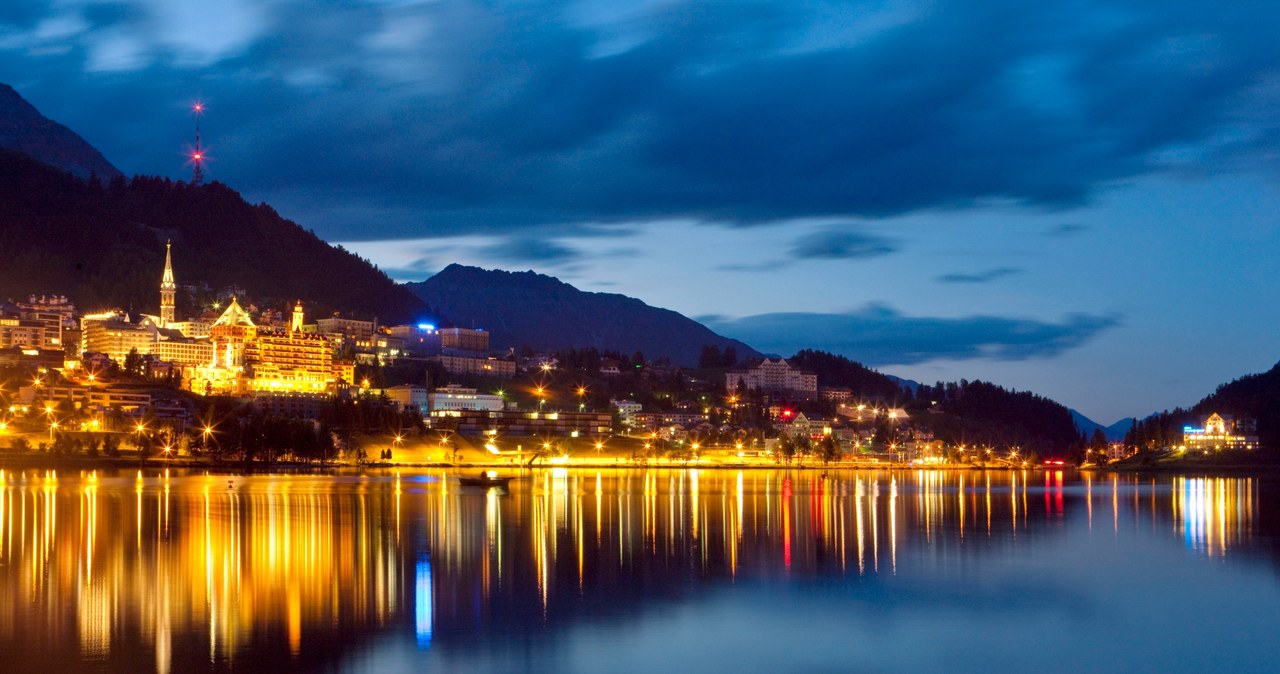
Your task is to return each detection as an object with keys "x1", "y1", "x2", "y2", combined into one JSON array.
[{"x1": 191, "y1": 101, "x2": 205, "y2": 185}]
